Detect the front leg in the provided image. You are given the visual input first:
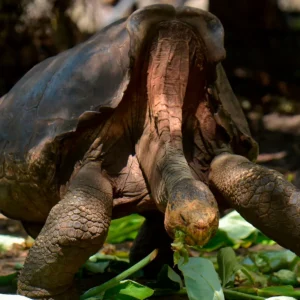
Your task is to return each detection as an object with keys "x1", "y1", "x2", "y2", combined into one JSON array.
[
  {"x1": 18, "y1": 161, "x2": 113, "y2": 299},
  {"x1": 209, "y1": 153, "x2": 300, "y2": 255}
]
